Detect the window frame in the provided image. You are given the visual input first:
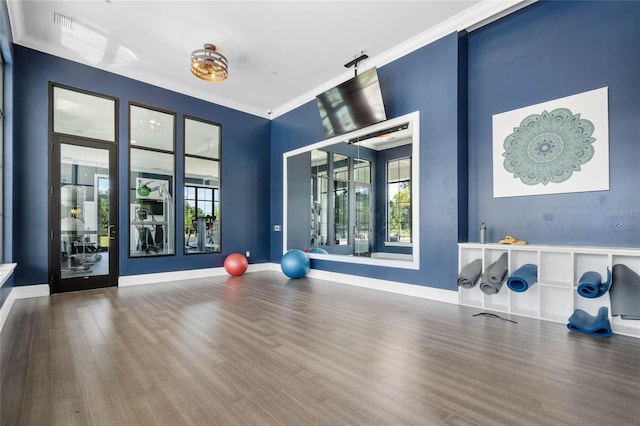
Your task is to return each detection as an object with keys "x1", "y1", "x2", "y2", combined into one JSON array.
[
  {"x1": 386, "y1": 157, "x2": 412, "y2": 245},
  {"x1": 128, "y1": 102, "x2": 177, "y2": 258},
  {"x1": 183, "y1": 115, "x2": 222, "y2": 255}
]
